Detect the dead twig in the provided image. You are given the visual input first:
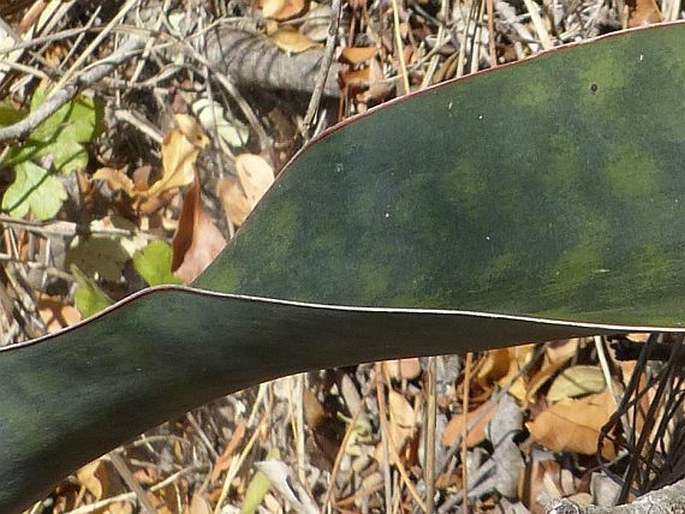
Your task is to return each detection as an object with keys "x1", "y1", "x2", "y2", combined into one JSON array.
[
  {"x1": 424, "y1": 356, "x2": 437, "y2": 512},
  {"x1": 0, "y1": 37, "x2": 145, "y2": 143},
  {"x1": 303, "y1": 0, "x2": 342, "y2": 136}
]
